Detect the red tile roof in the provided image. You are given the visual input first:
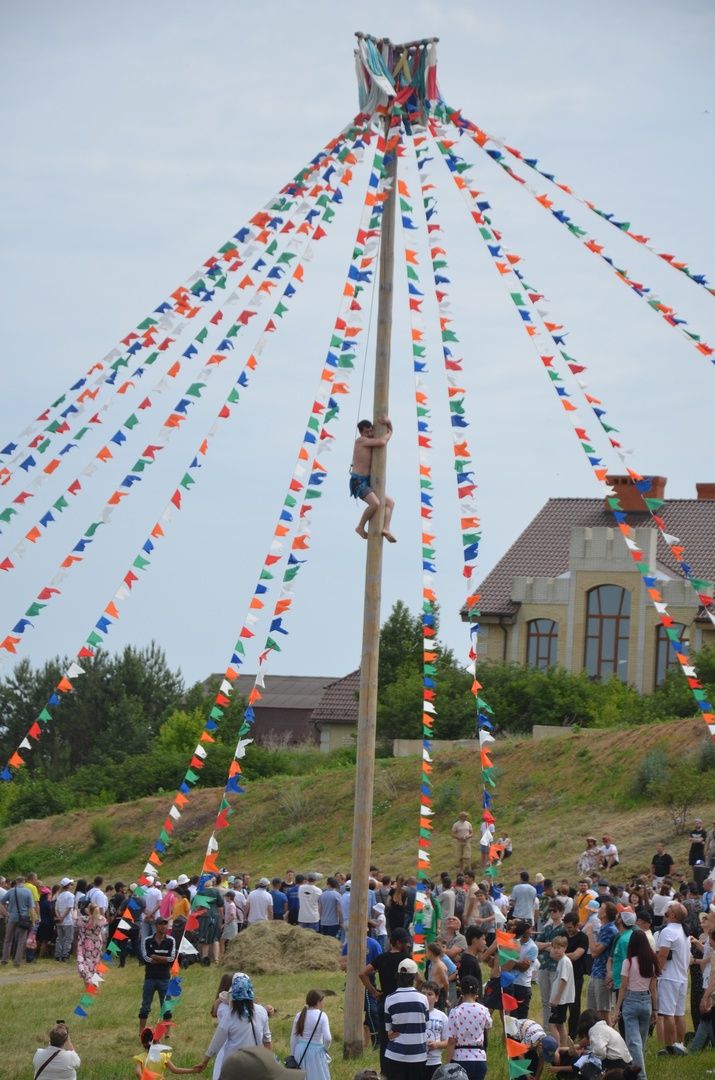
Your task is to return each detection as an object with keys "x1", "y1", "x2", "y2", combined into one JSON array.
[
  {"x1": 474, "y1": 497, "x2": 715, "y2": 617},
  {"x1": 311, "y1": 668, "x2": 360, "y2": 726}
]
